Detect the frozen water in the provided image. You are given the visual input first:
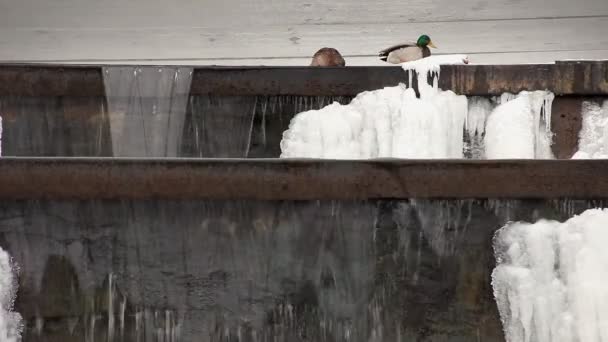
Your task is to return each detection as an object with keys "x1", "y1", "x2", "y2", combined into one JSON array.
[
  {"x1": 279, "y1": 87, "x2": 468, "y2": 158},
  {"x1": 572, "y1": 100, "x2": 608, "y2": 159},
  {"x1": 485, "y1": 91, "x2": 555, "y2": 159},
  {"x1": 0, "y1": 247, "x2": 22, "y2": 342},
  {"x1": 492, "y1": 208, "x2": 608, "y2": 342},
  {"x1": 280, "y1": 55, "x2": 470, "y2": 158},
  {"x1": 280, "y1": 56, "x2": 555, "y2": 159},
  {"x1": 465, "y1": 97, "x2": 494, "y2": 158}
]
